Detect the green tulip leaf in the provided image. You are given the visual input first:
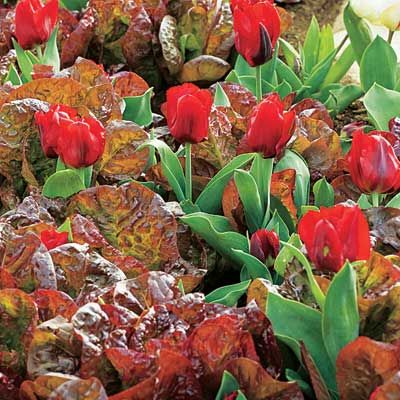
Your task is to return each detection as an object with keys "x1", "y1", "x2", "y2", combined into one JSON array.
[
  {"x1": 216, "y1": 371, "x2": 247, "y2": 400},
  {"x1": 360, "y1": 35, "x2": 397, "y2": 92},
  {"x1": 139, "y1": 138, "x2": 185, "y2": 202},
  {"x1": 275, "y1": 149, "x2": 310, "y2": 211},
  {"x1": 5, "y1": 64, "x2": 22, "y2": 86},
  {"x1": 234, "y1": 169, "x2": 264, "y2": 233},
  {"x1": 205, "y1": 280, "x2": 251, "y2": 306},
  {"x1": 322, "y1": 262, "x2": 359, "y2": 367},
  {"x1": 275, "y1": 59, "x2": 302, "y2": 91},
  {"x1": 266, "y1": 293, "x2": 337, "y2": 394},
  {"x1": 313, "y1": 177, "x2": 334, "y2": 207},
  {"x1": 318, "y1": 24, "x2": 335, "y2": 63},
  {"x1": 274, "y1": 233, "x2": 302, "y2": 276},
  {"x1": 180, "y1": 212, "x2": 249, "y2": 268},
  {"x1": 12, "y1": 38, "x2": 33, "y2": 82},
  {"x1": 297, "y1": 50, "x2": 337, "y2": 100},
  {"x1": 324, "y1": 84, "x2": 364, "y2": 116},
  {"x1": 323, "y1": 44, "x2": 356, "y2": 86},
  {"x1": 250, "y1": 154, "x2": 273, "y2": 211},
  {"x1": 195, "y1": 153, "x2": 256, "y2": 214},
  {"x1": 123, "y1": 88, "x2": 154, "y2": 127},
  {"x1": 279, "y1": 38, "x2": 300, "y2": 71},
  {"x1": 59, "y1": 0, "x2": 88, "y2": 10},
  {"x1": 231, "y1": 249, "x2": 272, "y2": 281},
  {"x1": 386, "y1": 192, "x2": 400, "y2": 208},
  {"x1": 364, "y1": 83, "x2": 400, "y2": 130},
  {"x1": 303, "y1": 16, "x2": 321, "y2": 74},
  {"x1": 43, "y1": 26, "x2": 60, "y2": 73},
  {"x1": 42, "y1": 170, "x2": 86, "y2": 199},
  {"x1": 214, "y1": 82, "x2": 231, "y2": 107},
  {"x1": 57, "y1": 217, "x2": 73, "y2": 242},
  {"x1": 343, "y1": 3, "x2": 373, "y2": 65},
  {"x1": 266, "y1": 209, "x2": 290, "y2": 242}
]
